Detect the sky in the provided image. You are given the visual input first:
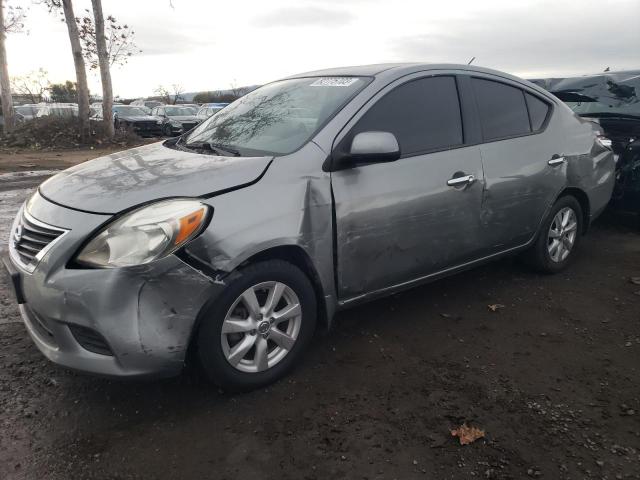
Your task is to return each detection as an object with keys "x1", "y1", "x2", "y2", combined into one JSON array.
[{"x1": 7, "y1": 0, "x2": 640, "y2": 98}]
